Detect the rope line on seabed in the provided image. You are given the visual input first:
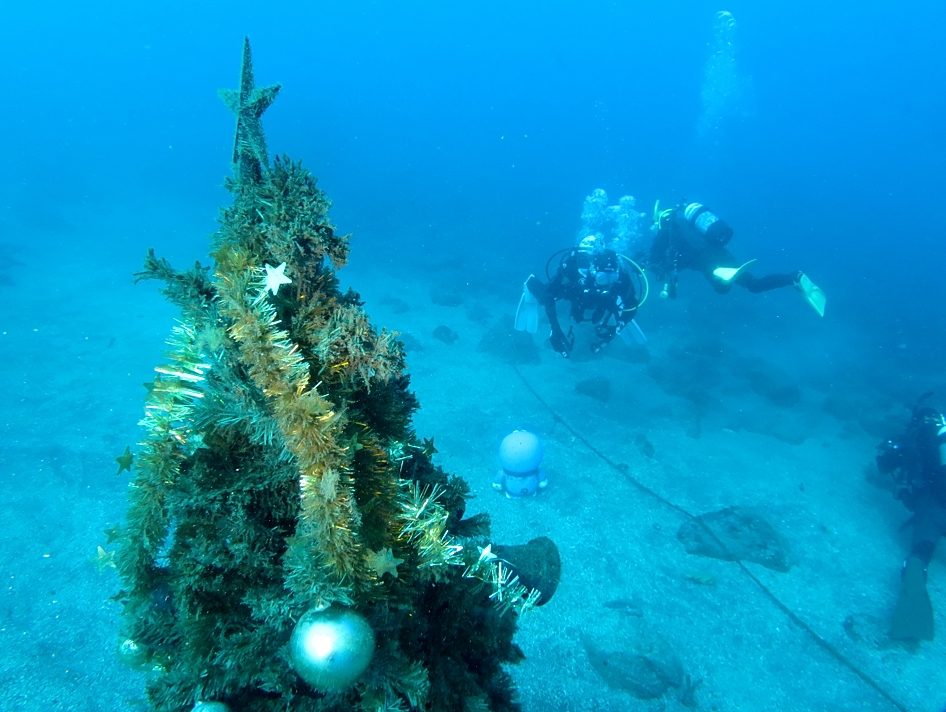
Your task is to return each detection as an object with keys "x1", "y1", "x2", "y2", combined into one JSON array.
[{"x1": 513, "y1": 365, "x2": 910, "y2": 712}]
